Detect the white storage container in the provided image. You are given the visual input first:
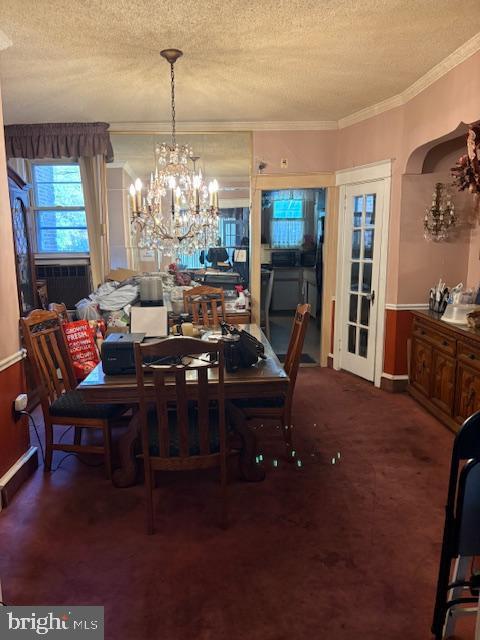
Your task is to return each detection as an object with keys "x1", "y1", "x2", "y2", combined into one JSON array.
[{"x1": 442, "y1": 304, "x2": 480, "y2": 325}]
